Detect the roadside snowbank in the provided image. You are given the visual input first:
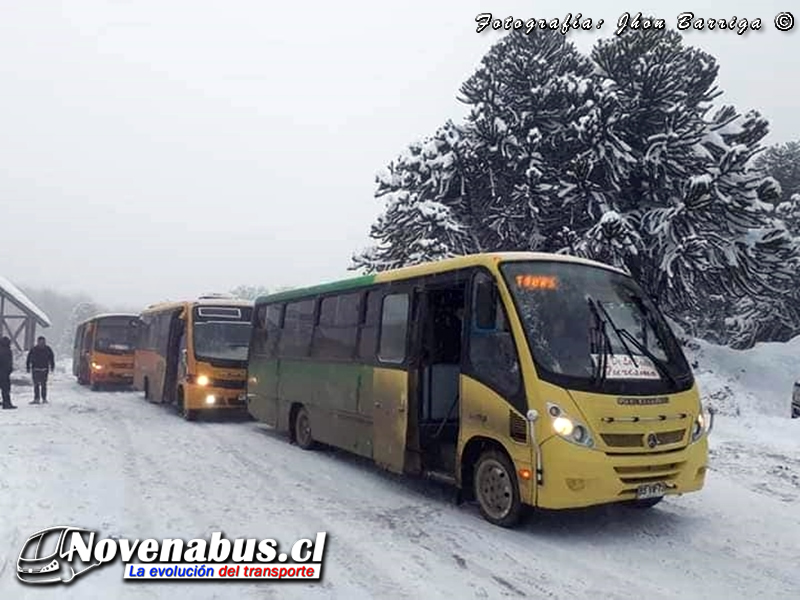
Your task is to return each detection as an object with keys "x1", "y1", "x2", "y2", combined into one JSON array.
[{"x1": 688, "y1": 335, "x2": 800, "y2": 418}]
